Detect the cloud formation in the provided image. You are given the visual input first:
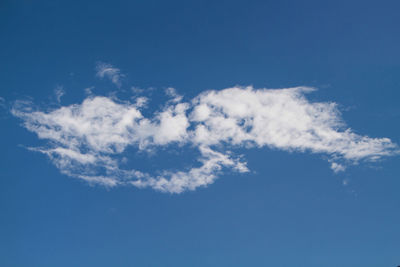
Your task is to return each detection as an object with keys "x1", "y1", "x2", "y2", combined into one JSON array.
[
  {"x1": 54, "y1": 86, "x2": 65, "y2": 103},
  {"x1": 12, "y1": 86, "x2": 398, "y2": 193},
  {"x1": 95, "y1": 62, "x2": 124, "y2": 87}
]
